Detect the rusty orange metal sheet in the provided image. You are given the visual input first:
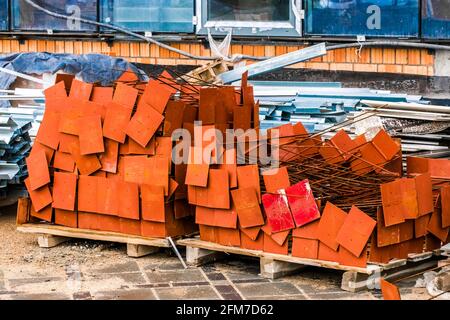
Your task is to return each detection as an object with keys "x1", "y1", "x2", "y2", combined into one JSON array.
[
  {"x1": 91, "y1": 87, "x2": 113, "y2": 104},
  {"x1": 427, "y1": 208, "x2": 449, "y2": 242},
  {"x1": 261, "y1": 222, "x2": 290, "y2": 245},
  {"x1": 26, "y1": 149, "x2": 51, "y2": 191},
  {"x1": 231, "y1": 187, "x2": 264, "y2": 228},
  {"x1": 262, "y1": 193, "x2": 295, "y2": 233},
  {"x1": 80, "y1": 100, "x2": 107, "y2": 121},
  {"x1": 59, "y1": 103, "x2": 83, "y2": 135},
  {"x1": 292, "y1": 220, "x2": 319, "y2": 239},
  {"x1": 320, "y1": 130, "x2": 358, "y2": 164},
  {"x1": 240, "y1": 226, "x2": 261, "y2": 241},
  {"x1": 52, "y1": 172, "x2": 77, "y2": 211},
  {"x1": 69, "y1": 139, "x2": 102, "y2": 176},
  {"x1": 120, "y1": 218, "x2": 141, "y2": 236},
  {"x1": 55, "y1": 74, "x2": 74, "y2": 91},
  {"x1": 163, "y1": 100, "x2": 185, "y2": 137},
  {"x1": 167, "y1": 178, "x2": 179, "y2": 200},
  {"x1": 100, "y1": 139, "x2": 119, "y2": 173},
  {"x1": 233, "y1": 104, "x2": 252, "y2": 131},
  {"x1": 262, "y1": 167, "x2": 291, "y2": 194},
  {"x1": 336, "y1": 206, "x2": 376, "y2": 257},
  {"x1": 441, "y1": 185, "x2": 450, "y2": 228},
  {"x1": 217, "y1": 227, "x2": 241, "y2": 247},
  {"x1": 263, "y1": 233, "x2": 288, "y2": 255},
  {"x1": 29, "y1": 142, "x2": 55, "y2": 165},
  {"x1": 372, "y1": 129, "x2": 401, "y2": 162},
  {"x1": 368, "y1": 233, "x2": 394, "y2": 264},
  {"x1": 199, "y1": 88, "x2": 219, "y2": 125},
  {"x1": 380, "y1": 279, "x2": 401, "y2": 300},
  {"x1": 78, "y1": 176, "x2": 119, "y2": 216},
  {"x1": 174, "y1": 200, "x2": 193, "y2": 219},
  {"x1": 103, "y1": 102, "x2": 133, "y2": 143},
  {"x1": 287, "y1": 180, "x2": 321, "y2": 228},
  {"x1": 30, "y1": 204, "x2": 53, "y2": 223},
  {"x1": 318, "y1": 242, "x2": 340, "y2": 262},
  {"x1": 55, "y1": 209, "x2": 77, "y2": 228},
  {"x1": 292, "y1": 238, "x2": 319, "y2": 260},
  {"x1": 156, "y1": 137, "x2": 173, "y2": 173},
  {"x1": 240, "y1": 231, "x2": 264, "y2": 251},
  {"x1": 195, "y1": 206, "x2": 238, "y2": 229},
  {"x1": 120, "y1": 137, "x2": 156, "y2": 156},
  {"x1": 317, "y1": 202, "x2": 347, "y2": 251},
  {"x1": 415, "y1": 214, "x2": 431, "y2": 238},
  {"x1": 185, "y1": 147, "x2": 210, "y2": 187},
  {"x1": 126, "y1": 104, "x2": 164, "y2": 148},
  {"x1": 408, "y1": 157, "x2": 450, "y2": 179},
  {"x1": 218, "y1": 148, "x2": 238, "y2": 189},
  {"x1": 69, "y1": 79, "x2": 93, "y2": 100},
  {"x1": 117, "y1": 181, "x2": 139, "y2": 220},
  {"x1": 78, "y1": 115, "x2": 105, "y2": 155},
  {"x1": 58, "y1": 133, "x2": 78, "y2": 154},
  {"x1": 140, "y1": 80, "x2": 173, "y2": 114},
  {"x1": 25, "y1": 178, "x2": 52, "y2": 212},
  {"x1": 112, "y1": 83, "x2": 138, "y2": 109},
  {"x1": 188, "y1": 169, "x2": 230, "y2": 209},
  {"x1": 141, "y1": 185, "x2": 165, "y2": 222},
  {"x1": 36, "y1": 110, "x2": 60, "y2": 150},
  {"x1": 237, "y1": 165, "x2": 261, "y2": 203},
  {"x1": 381, "y1": 178, "x2": 417, "y2": 227},
  {"x1": 415, "y1": 173, "x2": 434, "y2": 216},
  {"x1": 338, "y1": 246, "x2": 367, "y2": 268},
  {"x1": 123, "y1": 156, "x2": 169, "y2": 194}
]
